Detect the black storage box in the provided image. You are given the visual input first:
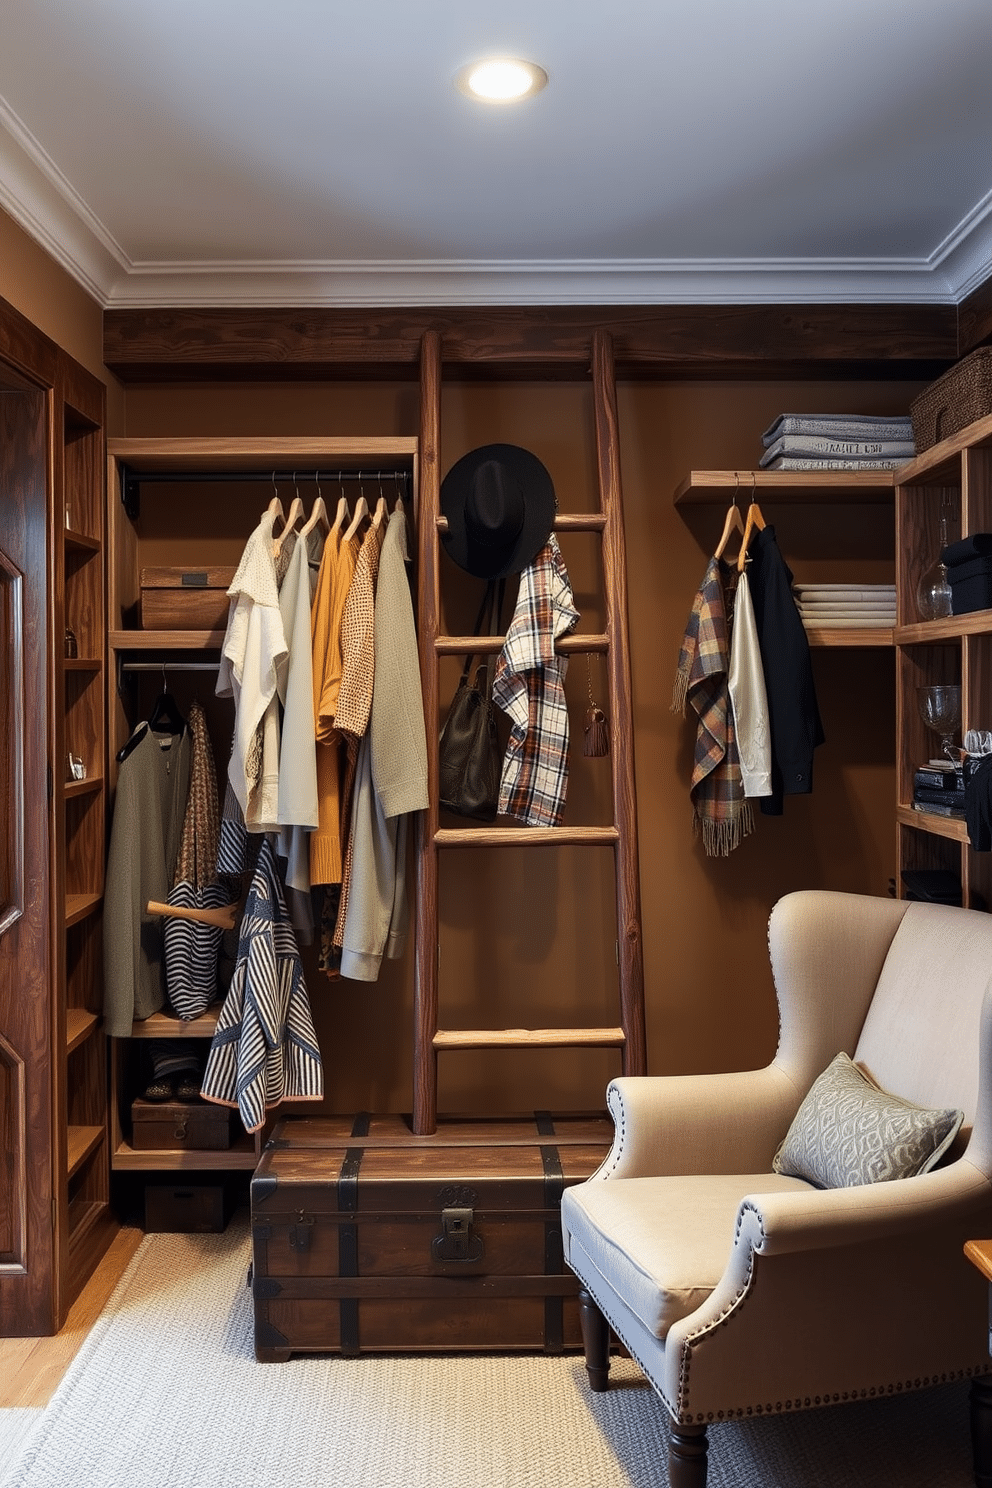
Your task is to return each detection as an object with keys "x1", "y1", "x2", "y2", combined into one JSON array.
[{"x1": 145, "y1": 1182, "x2": 232, "y2": 1233}]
